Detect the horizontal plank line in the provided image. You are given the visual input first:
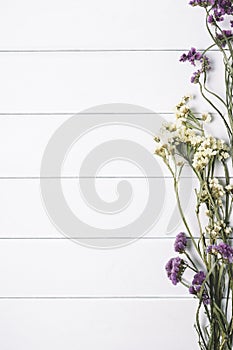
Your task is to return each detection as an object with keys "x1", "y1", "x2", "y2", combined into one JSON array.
[
  {"x1": 0, "y1": 296, "x2": 193, "y2": 300},
  {"x1": 0, "y1": 176, "x2": 186, "y2": 179},
  {"x1": 0, "y1": 113, "x2": 216, "y2": 116},
  {"x1": 2, "y1": 238, "x2": 233, "y2": 245},
  {"x1": 1, "y1": 237, "x2": 232, "y2": 240},
  {"x1": 0, "y1": 112, "x2": 175, "y2": 116},
  {"x1": 0, "y1": 176, "x2": 228, "y2": 180},
  {"x1": 0, "y1": 237, "x2": 195, "y2": 240},
  {"x1": 0, "y1": 49, "x2": 220, "y2": 53}
]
